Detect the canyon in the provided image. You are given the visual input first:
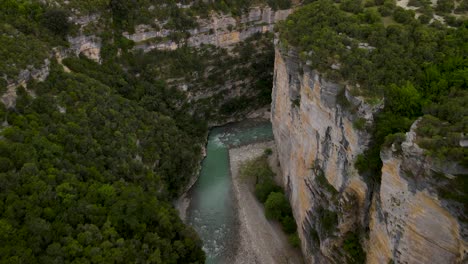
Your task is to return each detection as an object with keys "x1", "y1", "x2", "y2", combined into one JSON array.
[{"x1": 1, "y1": 2, "x2": 466, "y2": 263}]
